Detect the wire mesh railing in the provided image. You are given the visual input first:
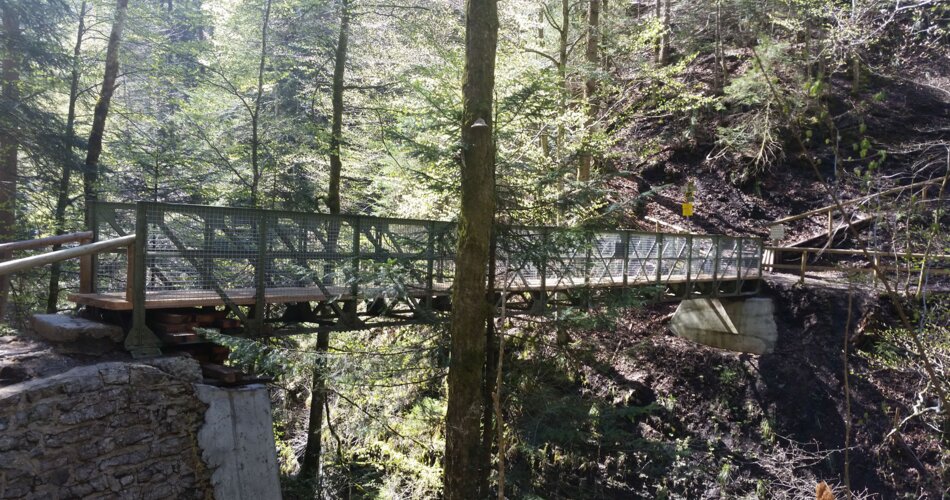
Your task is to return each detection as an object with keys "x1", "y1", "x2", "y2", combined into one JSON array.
[{"x1": 84, "y1": 201, "x2": 762, "y2": 311}]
